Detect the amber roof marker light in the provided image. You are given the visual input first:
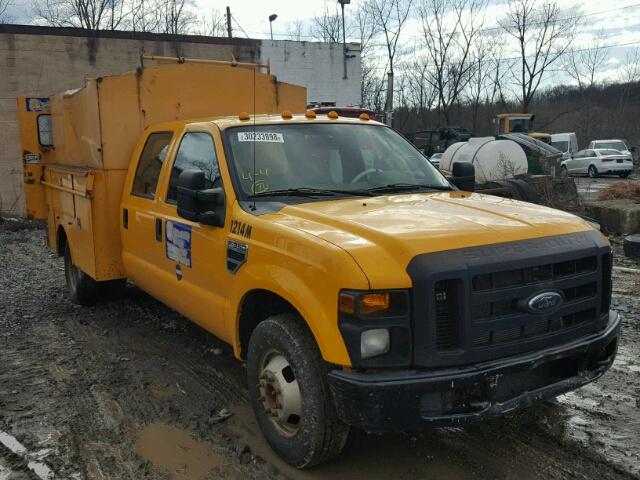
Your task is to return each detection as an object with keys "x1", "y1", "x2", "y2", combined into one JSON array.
[
  {"x1": 328, "y1": 110, "x2": 339, "y2": 119},
  {"x1": 305, "y1": 110, "x2": 317, "y2": 119}
]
